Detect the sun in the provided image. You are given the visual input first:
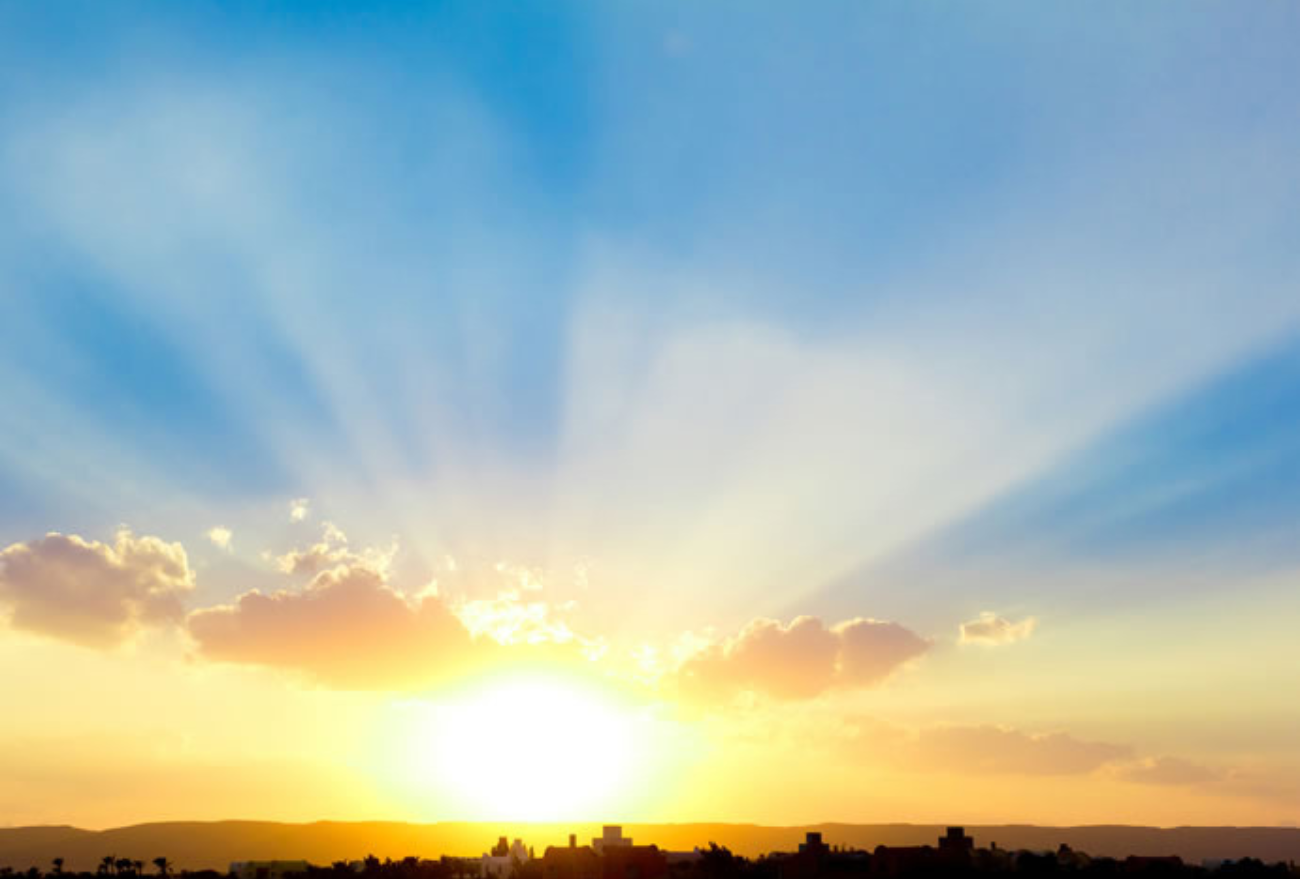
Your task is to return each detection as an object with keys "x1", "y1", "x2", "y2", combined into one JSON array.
[{"x1": 402, "y1": 672, "x2": 643, "y2": 821}]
